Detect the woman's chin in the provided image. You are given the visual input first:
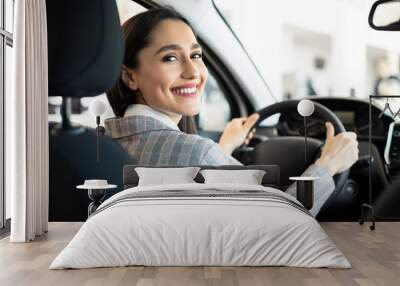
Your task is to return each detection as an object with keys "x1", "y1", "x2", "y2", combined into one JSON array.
[
  {"x1": 176, "y1": 100, "x2": 201, "y2": 116},
  {"x1": 179, "y1": 106, "x2": 201, "y2": 116}
]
